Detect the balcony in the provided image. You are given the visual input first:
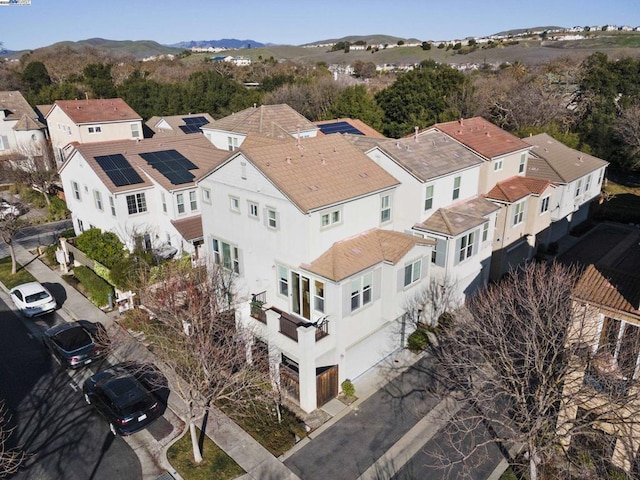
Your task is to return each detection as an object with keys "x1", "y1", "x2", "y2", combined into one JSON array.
[
  {"x1": 274, "y1": 307, "x2": 329, "y2": 343},
  {"x1": 583, "y1": 351, "x2": 632, "y2": 397},
  {"x1": 250, "y1": 292, "x2": 267, "y2": 324}
]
